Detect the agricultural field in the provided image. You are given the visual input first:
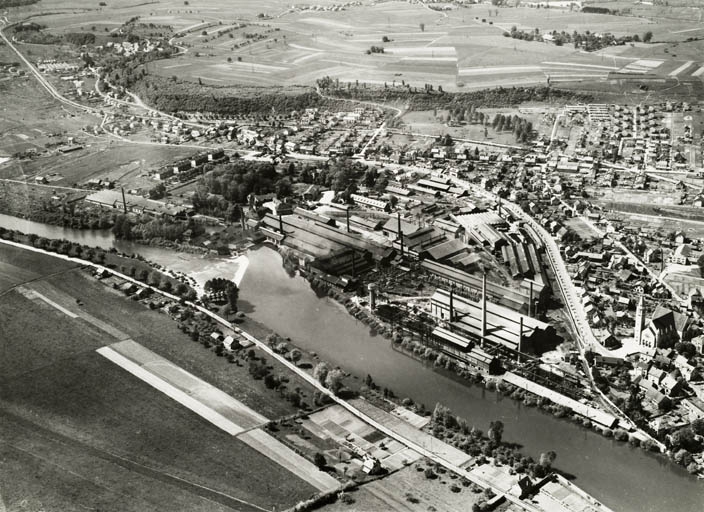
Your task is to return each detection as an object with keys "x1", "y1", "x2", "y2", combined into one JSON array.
[
  {"x1": 320, "y1": 461, "x2": 499, "y2": 512},
  {"x1": 0, "y1": 71, "x2": 98, "y2": 157},
  {"x1": 0, "y1": 142, "x2": 195, "y2": 189},
  {"x1": 41, "y1": 268, "x2": 318, "y2": 418},
  {"x1": 4, "y1": 0, "x2": 704, "y2": 101},
  {"x1": 0, "y1": 244, "x2": 335, "y2": 511},
  {"x1": 137, "y1": 2, "x2": 704, "y2": 93},
  {"x1": 0, "y1": 242, "x2": 76, "y2": 292}
]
